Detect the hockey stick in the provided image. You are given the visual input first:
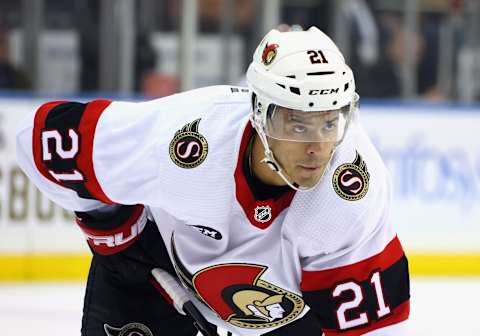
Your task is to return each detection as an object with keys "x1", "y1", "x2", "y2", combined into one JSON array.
[{"x1": 151, "y1": 268, "x2": 219, "y2": 336}]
